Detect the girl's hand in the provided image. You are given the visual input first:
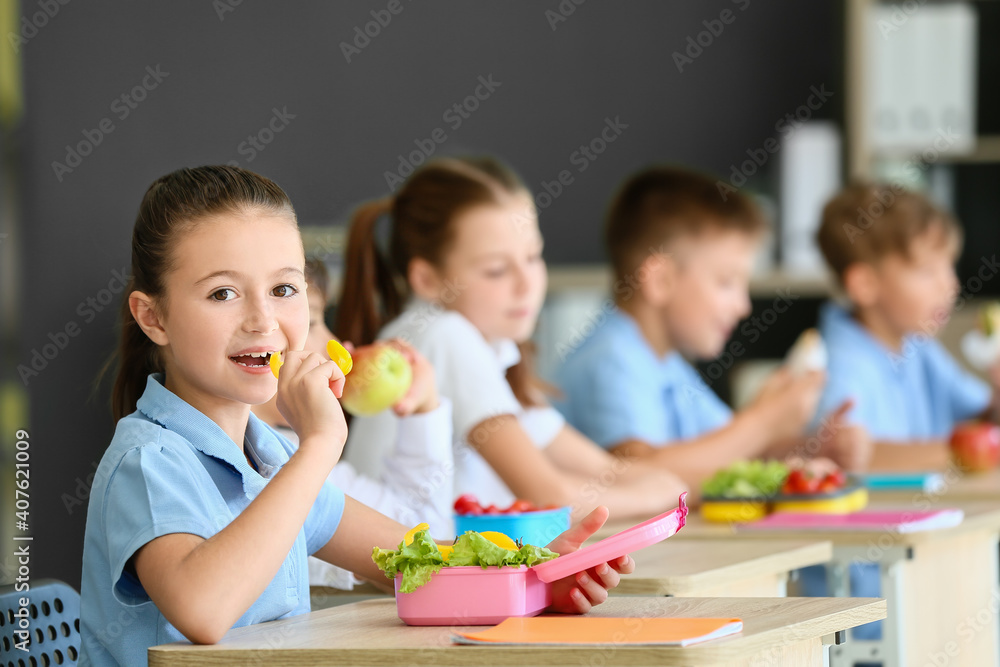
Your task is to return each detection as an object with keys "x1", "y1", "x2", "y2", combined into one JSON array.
[
  {"x1": 383, "y1": 339, "x2": 440, "y2": 416},
  {"x1": 544, "y1": 506, "x2": 634, "y2": 614},
  {"x1": 275, "y1": 350, "x2": 348, "y2": 466}
]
